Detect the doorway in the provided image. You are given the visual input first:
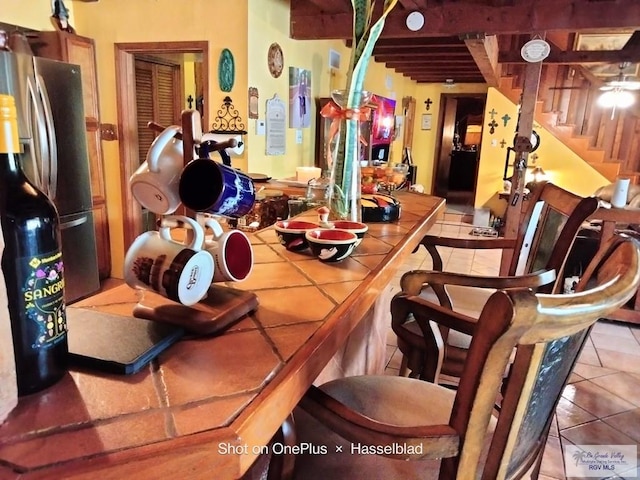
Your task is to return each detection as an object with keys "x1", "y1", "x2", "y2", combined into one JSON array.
[
  {"x1": 433, "y1": 94, "x2": 486, "y2": 206},
  {"x1": 115, "y1": 41, "x2": 209, "y2": 249}
]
